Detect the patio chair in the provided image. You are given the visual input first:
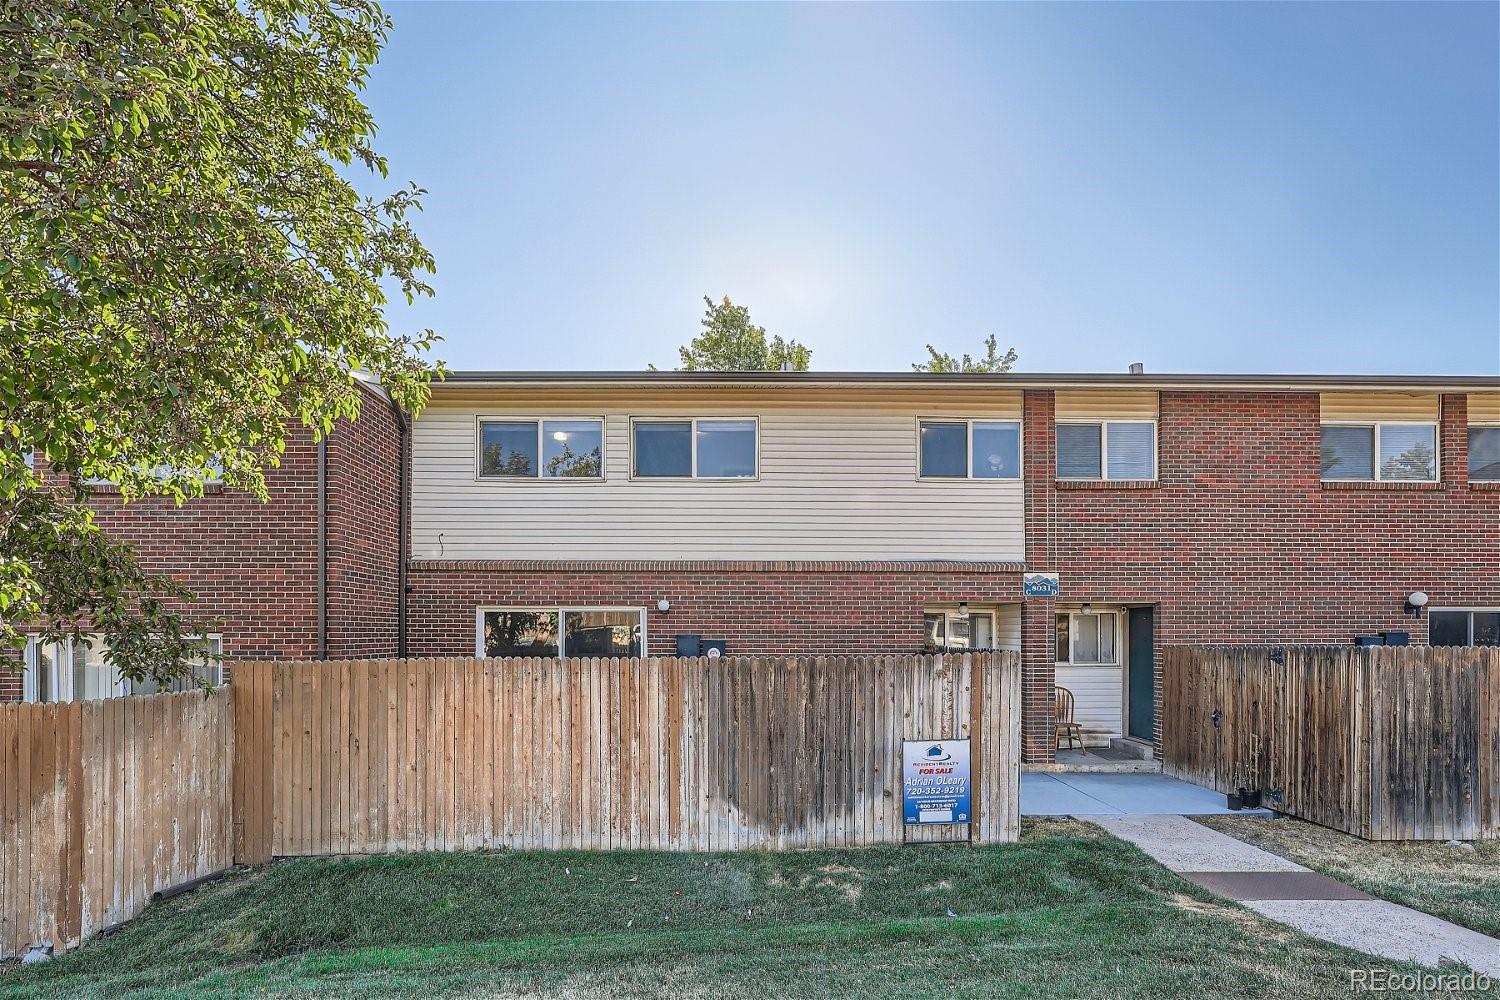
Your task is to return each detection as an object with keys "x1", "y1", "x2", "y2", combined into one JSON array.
[{"x1": 1054, "y1": 686, "x2": 1085, "y2": 751}]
